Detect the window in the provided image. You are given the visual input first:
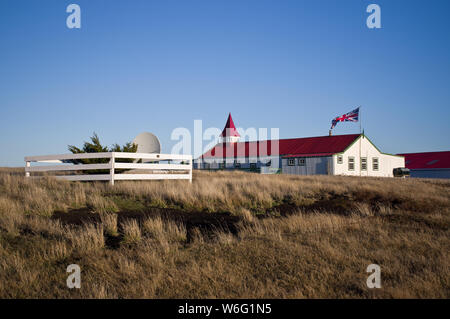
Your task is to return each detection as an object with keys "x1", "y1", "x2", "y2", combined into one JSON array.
[
  {"x1": 288, "y1": 158, "x2": 295, "y2": 166},
  {"x1": 337, "y1": 155, "x2": 343, "y2": 164},
  {"x1": 219, "y1": 162, "x2": 225, "y2": 169},
  {"x1": 298, "y1": 158, "x2": 306, "y2": 166},
  {"x1": 250, "y1": 163, "x2": 257, "y2": 170},
  {"x1": 361, "y1": 157, "x2": 367, "y2": 171},
  {"x1": 348, "y1": 157, "x2": 355, "y2": 171},
  {"x1": 372, "y1": 158, "x2": 379, "y2": 171},
  {"x1": 234, "y1": 160, "x2": 241, "y2": 168}
]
